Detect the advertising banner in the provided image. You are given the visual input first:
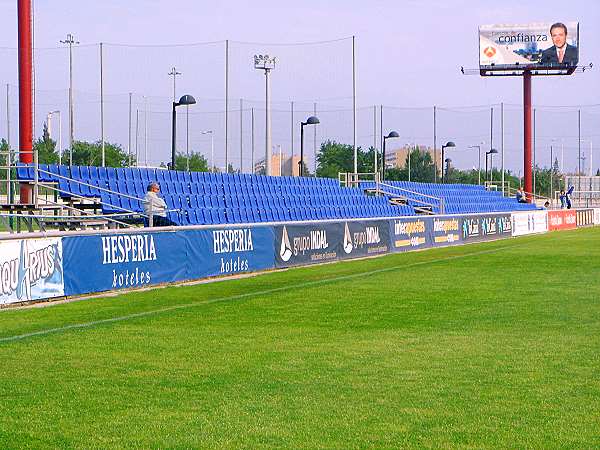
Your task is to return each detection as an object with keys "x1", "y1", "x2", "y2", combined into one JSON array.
[
  {"x1": 479, "y1": 22, "x2": 579, "y2": 69},
  {"x1": 389, "y1": 217, "x2": 431, "y2": 252},
  {"x1": 547, "y1": 210, "x2": 577, "y2": 231},
  {"x1": 274, "y1": 222, "x2": 342, "y2": 267},
  {"x1": 576, "y1": 209, "x2": 594, "y2": 227},
  {"x1": 63, "y1": 231, "x2": 188, "y2": 296},
  {"x1": 594, "y1": 208, "x2": 600, "y2": 225},
  {"x1": 186, "y1": 227, "x2": 275, "y2": 279},
  {"x1": 0, "y1": 237, "x2": 64, "y2": 305},
  {"x1": 461, "y1": 214, "x2": 513, "y2": 243},
  {"x1": 431, "y1": 216, "x2": 462, "y2": 247},
  {"x1": 338, "y1": 220, "x2": 391, "y2": 260},
  {"x1": 512, "y1": 211, "x2": 548, "y2": 236}
]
